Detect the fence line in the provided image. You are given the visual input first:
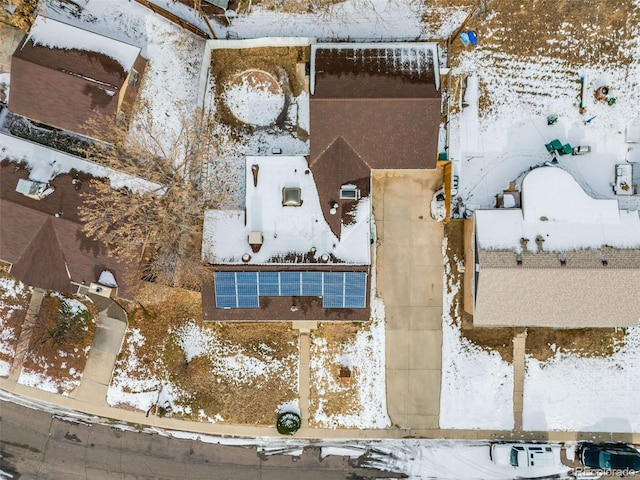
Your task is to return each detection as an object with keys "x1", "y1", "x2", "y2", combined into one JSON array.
[{"x1": 134, "y1": 0, "x2": 211, "y2": 39}]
